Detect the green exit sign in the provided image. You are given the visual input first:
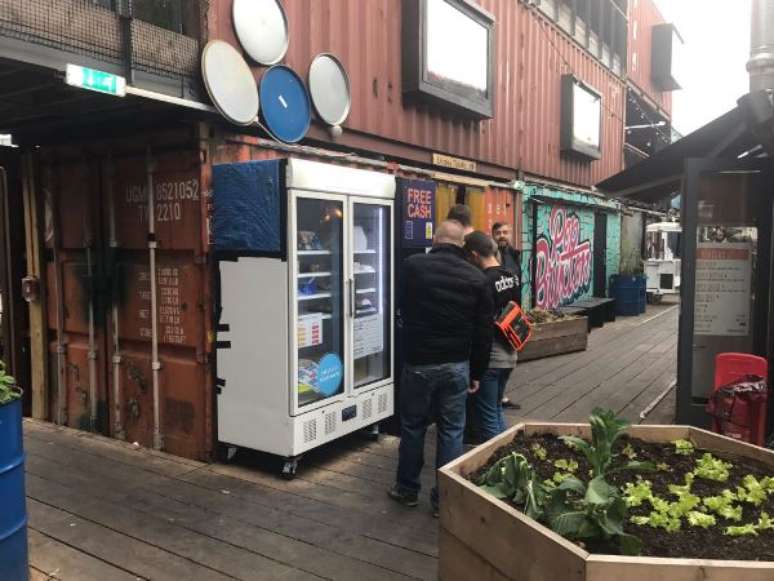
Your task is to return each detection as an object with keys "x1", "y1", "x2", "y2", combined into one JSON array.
[{"x1": 66, "y1": 64, "x2": 126, "y2": 97}]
